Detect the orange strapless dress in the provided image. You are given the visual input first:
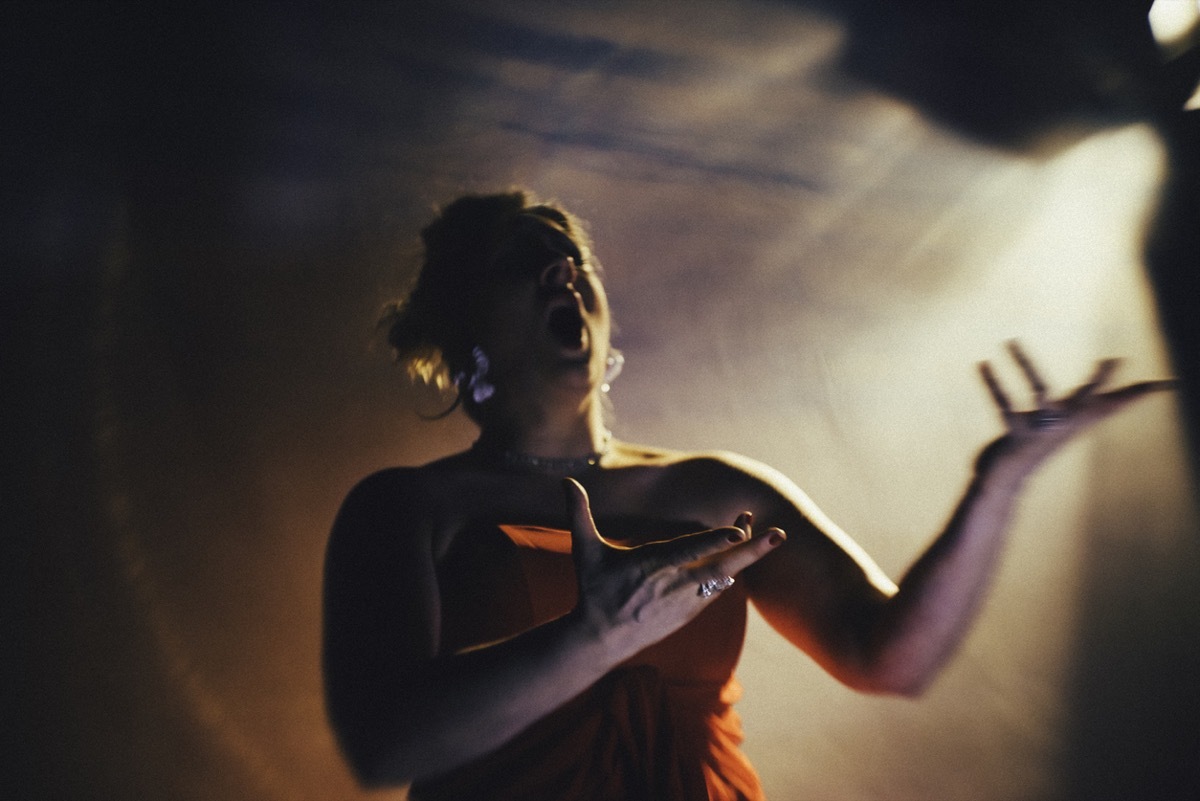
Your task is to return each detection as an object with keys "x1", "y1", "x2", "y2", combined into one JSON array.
[{"x1": 409, "y1": 522, "x2": 765, "y2": 801}]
